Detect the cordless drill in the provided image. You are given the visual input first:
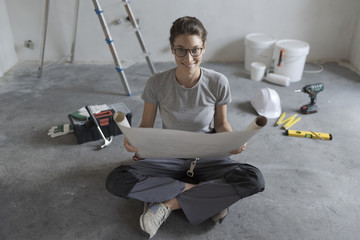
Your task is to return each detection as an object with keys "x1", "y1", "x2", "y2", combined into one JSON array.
[{"x1": 295, "y1": 83, "x2": 324, "y2": 114}]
